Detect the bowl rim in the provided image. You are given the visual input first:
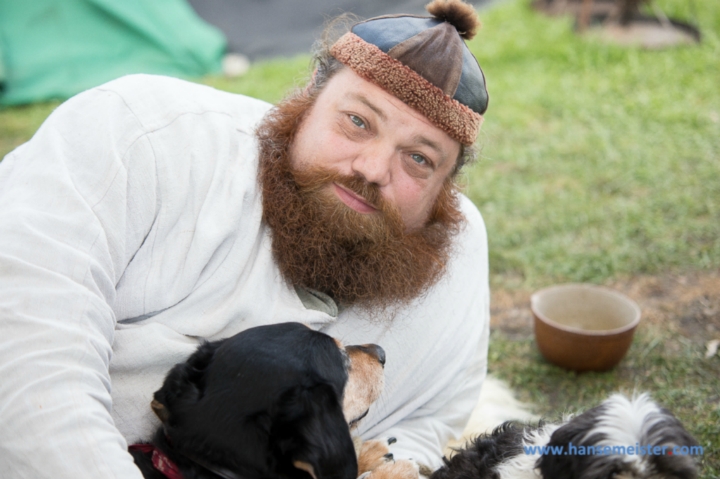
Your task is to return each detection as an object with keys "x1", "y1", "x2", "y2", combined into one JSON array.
[{"x1": 531, "y1": 283, "x2": 642, "y2": 337}]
